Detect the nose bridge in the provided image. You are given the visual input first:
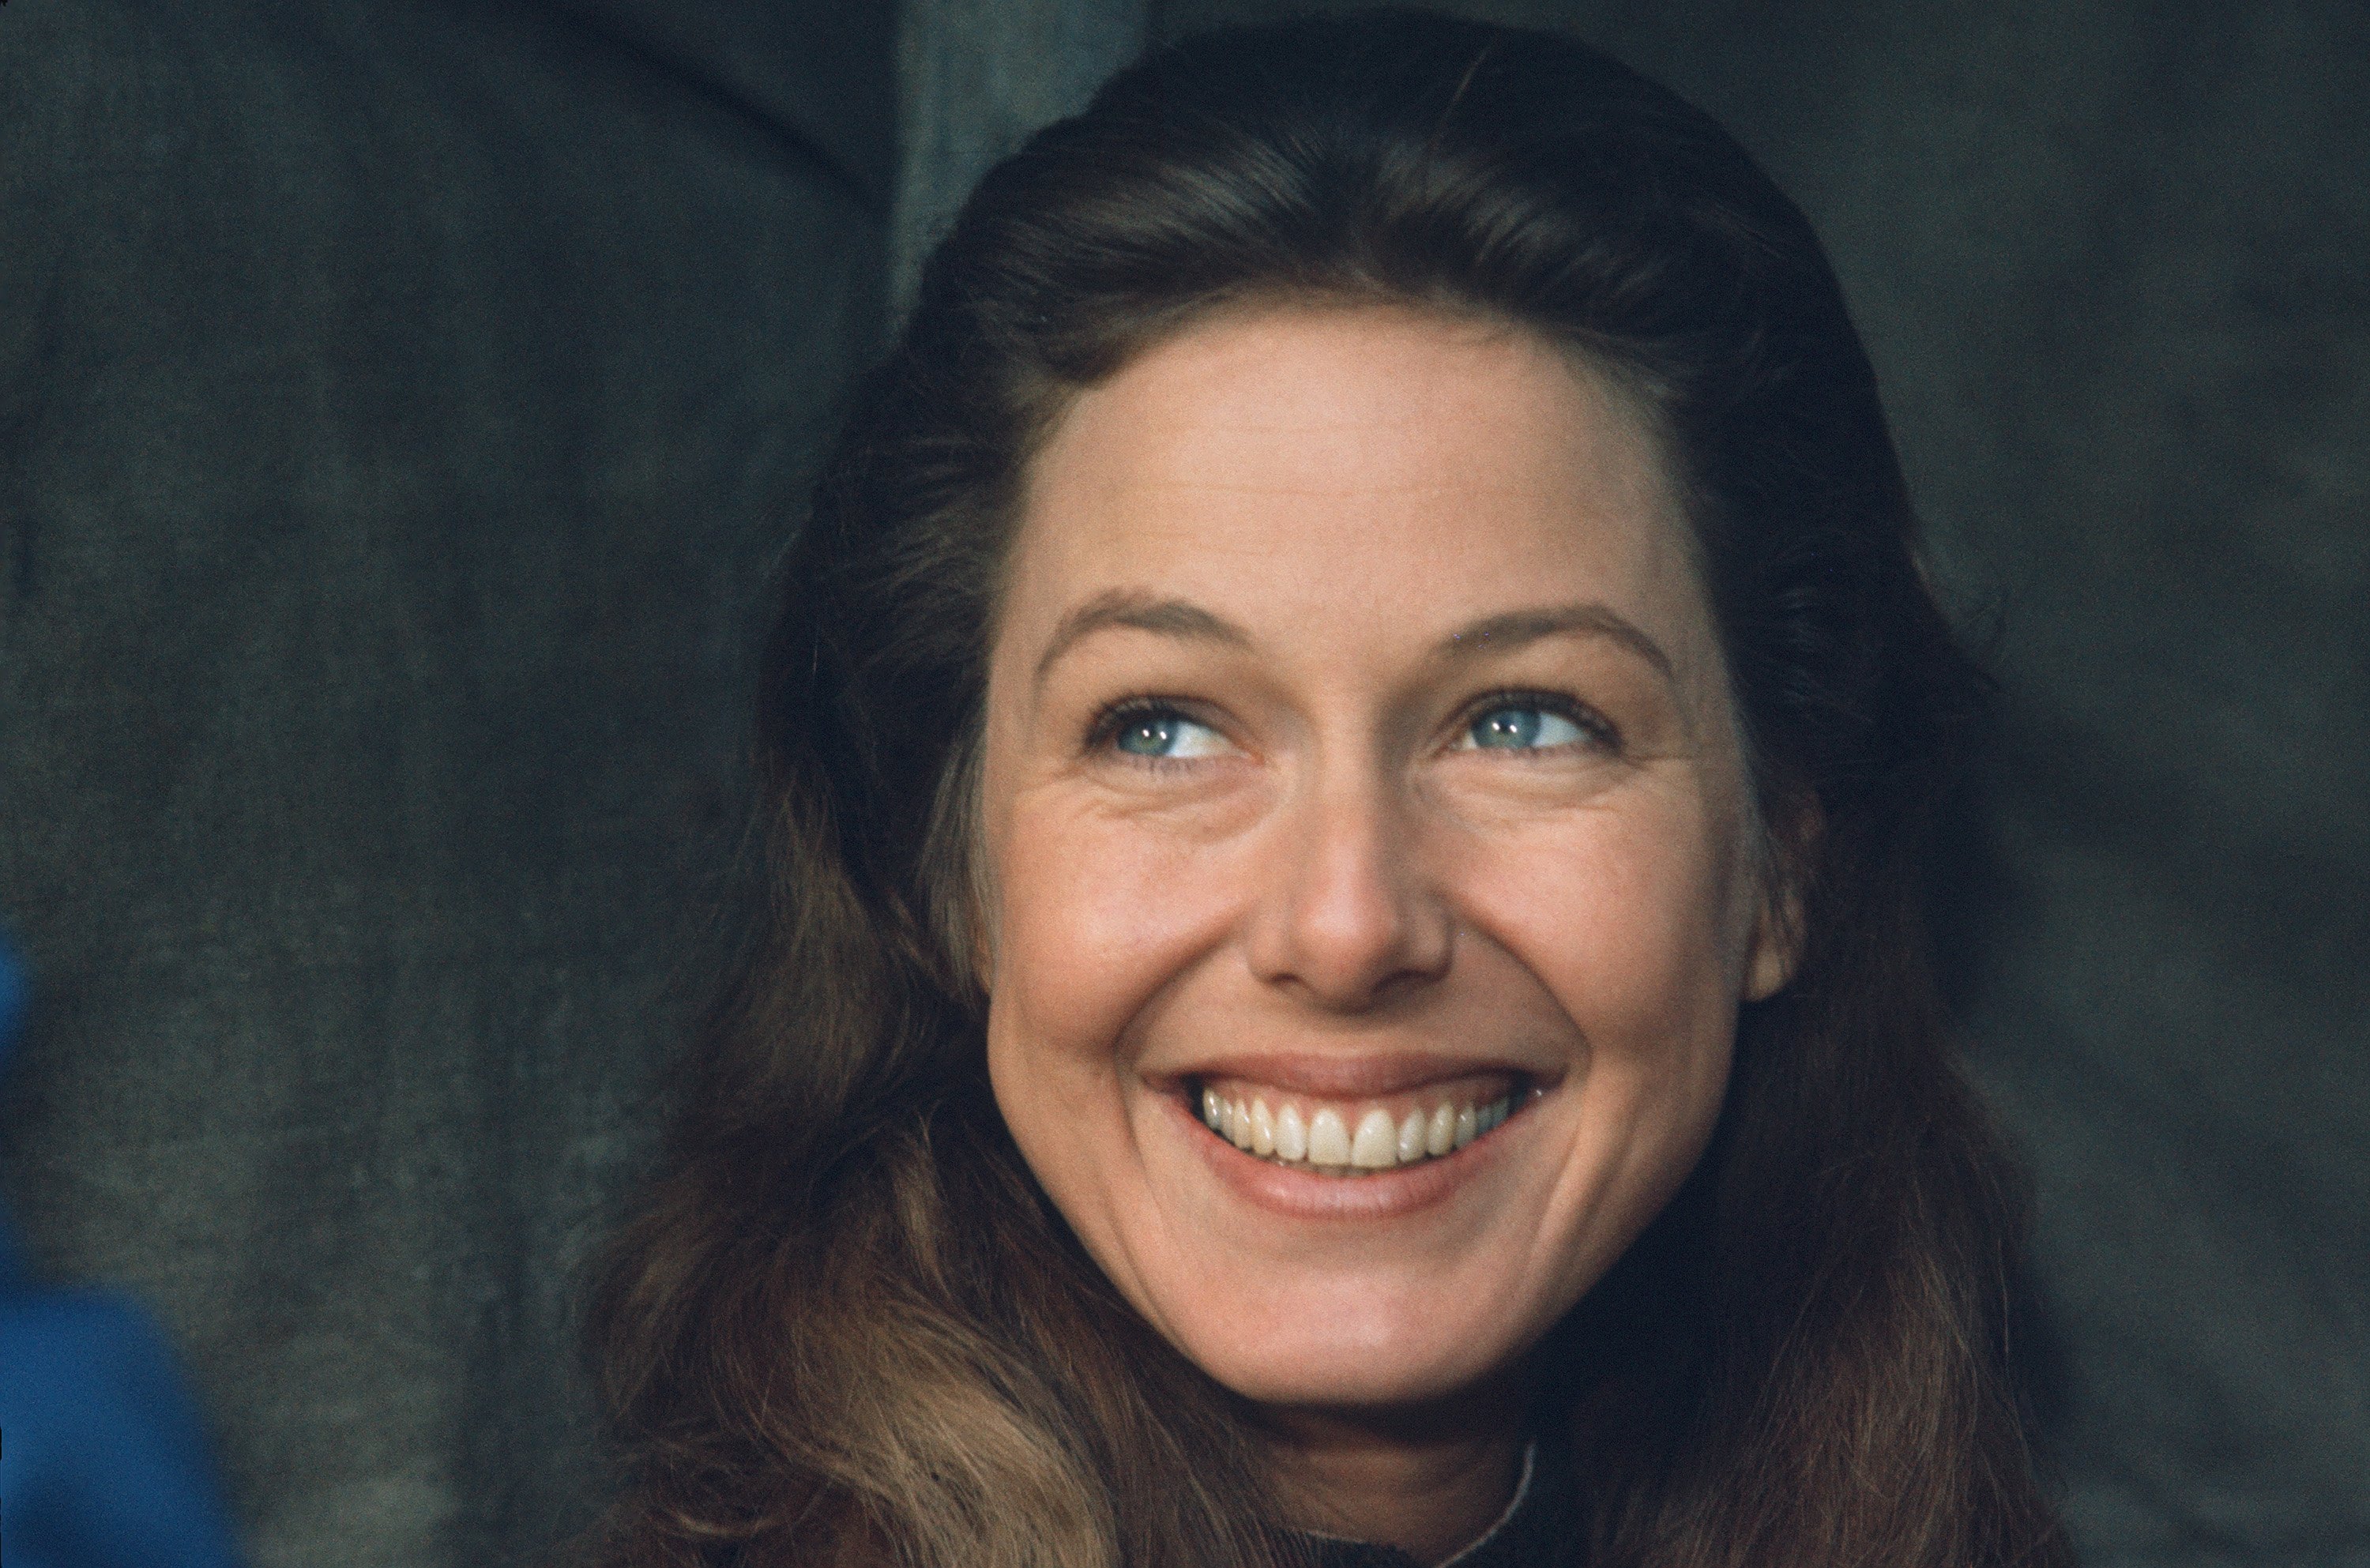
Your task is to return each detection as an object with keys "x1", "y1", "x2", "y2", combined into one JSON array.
[{"x1": 1250, "y1": 736, "x2": 1451, "y2": 1006}]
